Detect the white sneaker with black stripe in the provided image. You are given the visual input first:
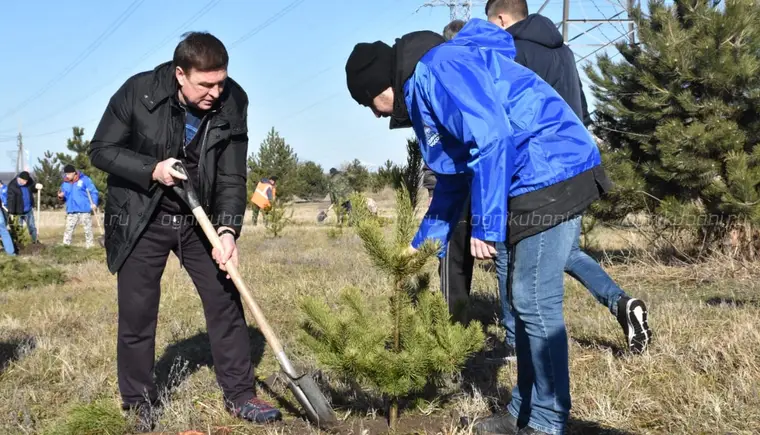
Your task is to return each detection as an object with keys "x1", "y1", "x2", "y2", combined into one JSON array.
[{"x1": 616, "y1": 296, "x2": 652, "y2": 353}]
